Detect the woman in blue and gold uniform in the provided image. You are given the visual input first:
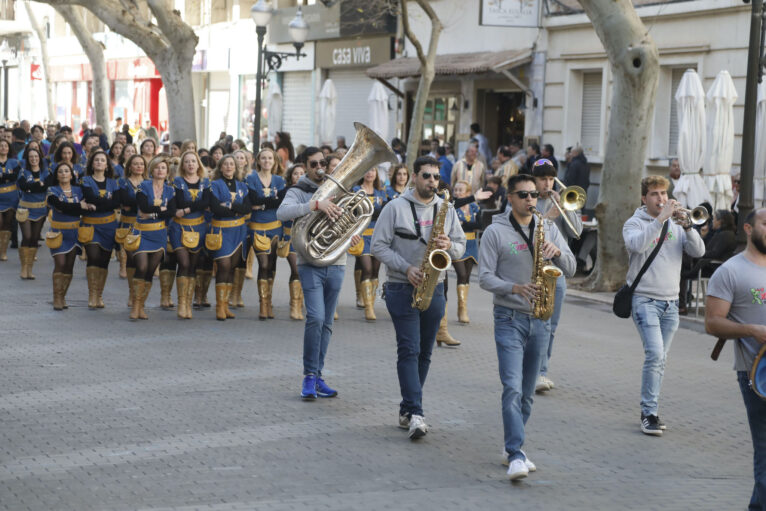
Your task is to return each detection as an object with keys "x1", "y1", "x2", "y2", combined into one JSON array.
[
  {"x1": 227, "y1": 150, "x2": 252, "y2": 309},
  {"x1": 80, "y1": 150, "x2": 120, "y2": 309},
  {"x1": 128, "y1": 155, "x2": 176, "y2": 320},
  {"x1": 279, "y1": 163, "x2": 306, "y2": 320},
  {"x1": 352, "y1": 166, "x2": 386, "y2": 321},
  {"x1": 385, "y1": 163, "x2": 410, "y2": 202},
  {"x1": 204, "y1": 154, "x2": 250, "y2": 321},
  {"x1": 452, "y1": 180, "x2": 480, "y2": 325},
  {"x1": 16, "y1": 147, "x2": 49, "y2": 280},
  {"x1": 46, "y1": 162, "x2": 87, "y2": 310},
  {"x1": 109, "y1": 141, "x2": 125, "y2": 179},
  {"x1": 51, "y1": 142, "x2": 85, "y2": 185},
  {"x1": 246, "y1": 147, "x2": 285, "y2": 320},
  {"x1": 170, "y1": 150, "x2": 209, "y2": 319},
  {"x1": 118, "y1": 154, "x2": 146, "y2": 308},
  {"x1": 0, "y1": 138, "x2": 20, "y2": 261}
]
